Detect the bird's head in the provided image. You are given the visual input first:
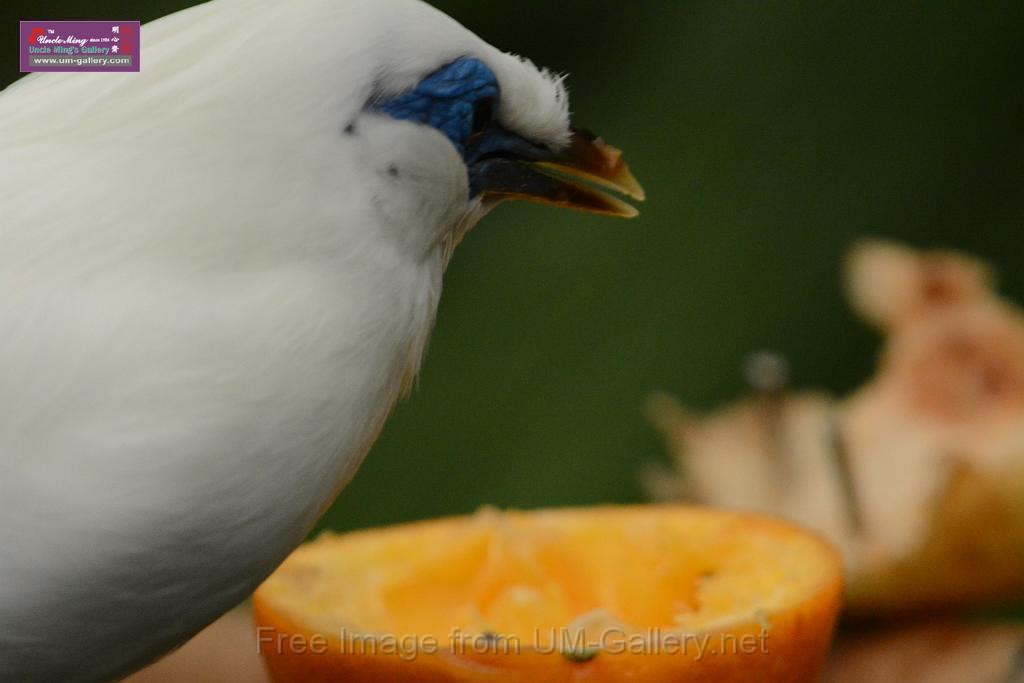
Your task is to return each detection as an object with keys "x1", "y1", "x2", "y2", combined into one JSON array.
[{"x1": 330, "y1": 0, "x2": 644, "y2": 255}]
